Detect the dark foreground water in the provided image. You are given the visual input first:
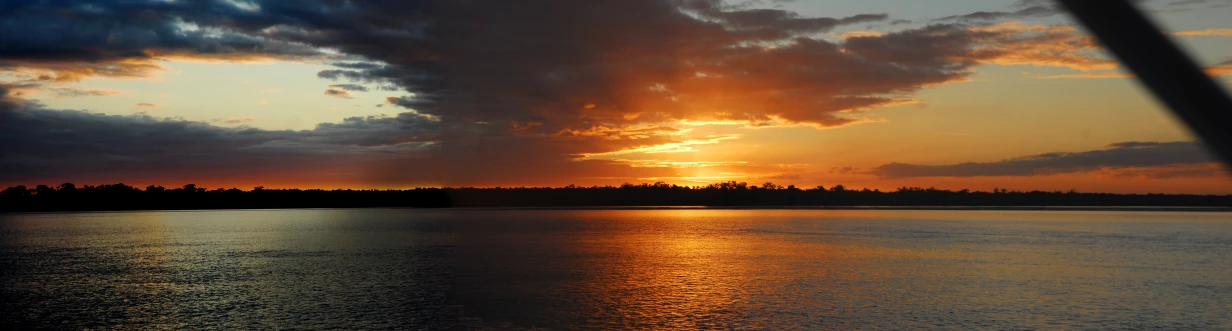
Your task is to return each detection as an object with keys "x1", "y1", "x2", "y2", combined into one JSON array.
[{"x1": 1, "y1": 209, "x2": 1230, "y2": 330}]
